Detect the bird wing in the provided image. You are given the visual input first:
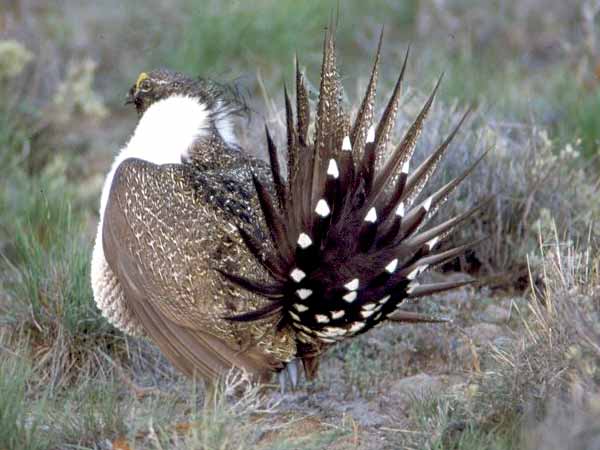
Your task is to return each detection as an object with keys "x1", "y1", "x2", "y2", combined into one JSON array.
[{"x1": 102, "y1": 157, "x2": 285, "y2": 379}]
